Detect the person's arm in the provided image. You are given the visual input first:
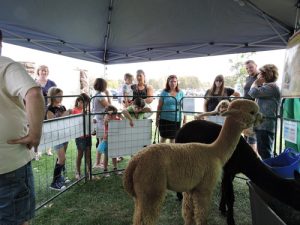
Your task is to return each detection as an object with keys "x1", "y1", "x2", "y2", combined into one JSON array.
[
  {"x1": 100, "y1": 98, "x2": 110, "y2": 108},
  {"x1": 182, "y1": 114, "x2": 187, "y2": 124},
  {"x1": 7, "y1": 87, "x2": 45, "y2": 149},
  {"x1": 203, "y1": 90, "x2": 209, "y2": 112},
  {"x1": 142, "y1": 105, "x2": 151, "y2": 113},
  {"x1": 145, "y1": 84, "x2": 154, "y2": 104},
  {"x1": 121, "y1": 109, "x2": 134, "y2": 127},
  {"x1": 47, "y1": 110, "x2": 55, "y2": 119},
  {"x1": 104, "y1": 90, "x2": 112, "y2": 104},
  {"x1": 203, "y1": 99, "x2": 209, "y2": 112},
  {"x1": 122, "y1": 85, "x2": 130, "y2": 107},
  {"x1": 62, "y1": 108, "x2": 72, "y2": 117},
  {"x1": 232, "y1": 91, "x2": 240, "y2": 97},
  {"x1": 156, "y1": 98, "x2": 163, "y2": 127},
  {"x1": 248, "y1": 76, "x2": 271, "y2": 98}
]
